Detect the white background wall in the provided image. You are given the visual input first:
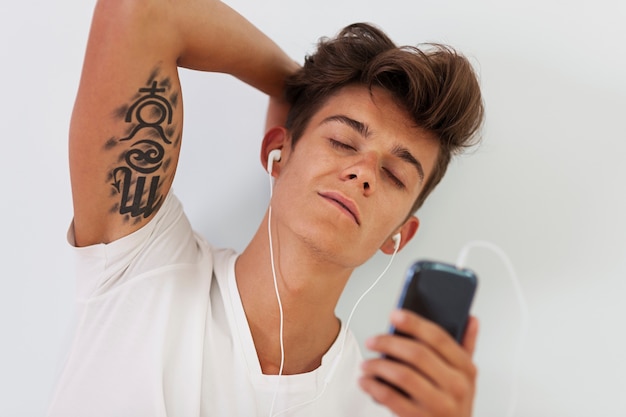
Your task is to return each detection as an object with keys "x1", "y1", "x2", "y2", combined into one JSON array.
[{"x1": 1, "y1": 0, "x2": 625, "y2": 416}]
